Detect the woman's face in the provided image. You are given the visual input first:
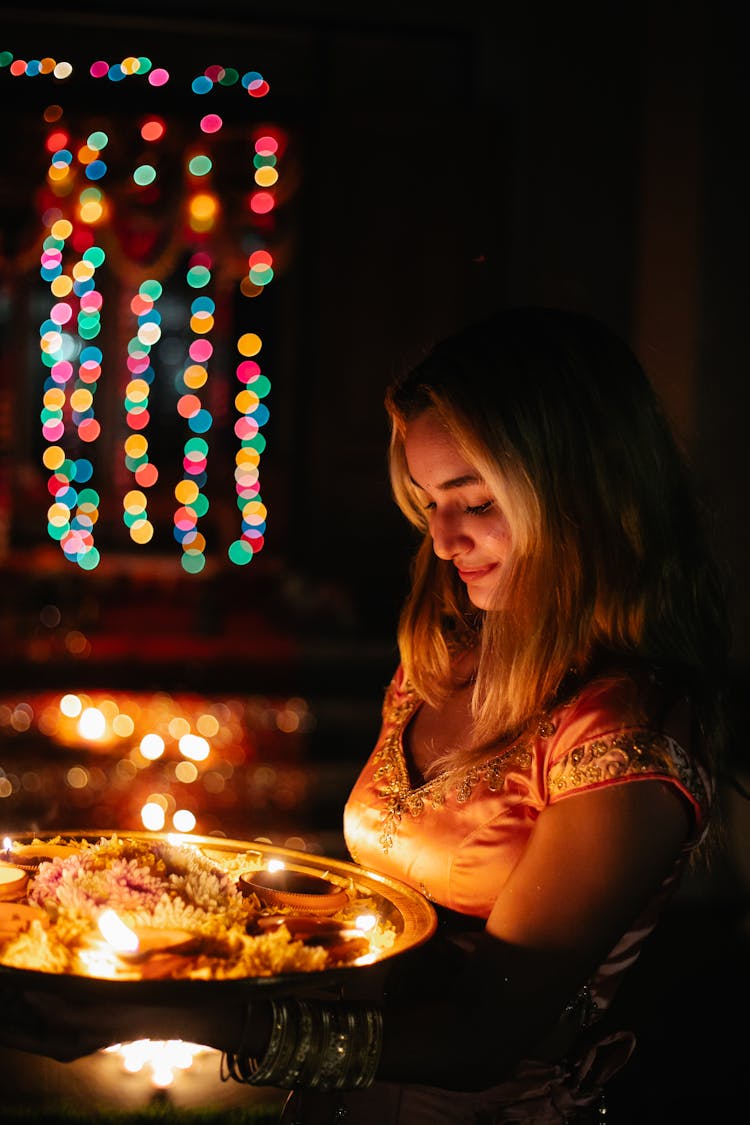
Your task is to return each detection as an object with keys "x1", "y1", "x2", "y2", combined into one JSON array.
[{"x1": 404, "y1": 410, "x2": 512, "y2": 610}]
